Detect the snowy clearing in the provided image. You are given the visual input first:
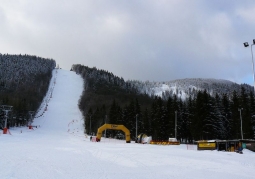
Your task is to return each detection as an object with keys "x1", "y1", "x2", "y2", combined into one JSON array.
[{"x1": 0, "y1": 69, "x2": 255, "y2": 179}]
